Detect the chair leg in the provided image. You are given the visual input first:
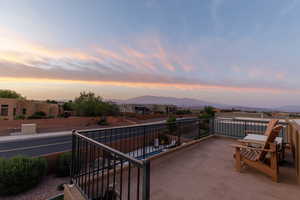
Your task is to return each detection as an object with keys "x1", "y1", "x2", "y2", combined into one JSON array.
[
  {"x1": 282, "y1": 144, "x2": 285, "y2": 161},
  {"x1": 235, "y1": 148, "x2": 241, "y2": 172},
  {"x1": 271, "y1": 151, "x2": 279, "y2": 182}
]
